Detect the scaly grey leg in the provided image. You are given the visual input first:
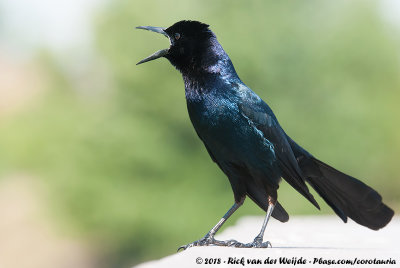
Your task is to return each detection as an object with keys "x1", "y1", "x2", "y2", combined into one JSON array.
[
  {"x1": 177, "y1": 199, "x2": 244, "y2": 251},
  {"x1": 230, "y1": 196, "x2": 275, "y2": 248}
]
